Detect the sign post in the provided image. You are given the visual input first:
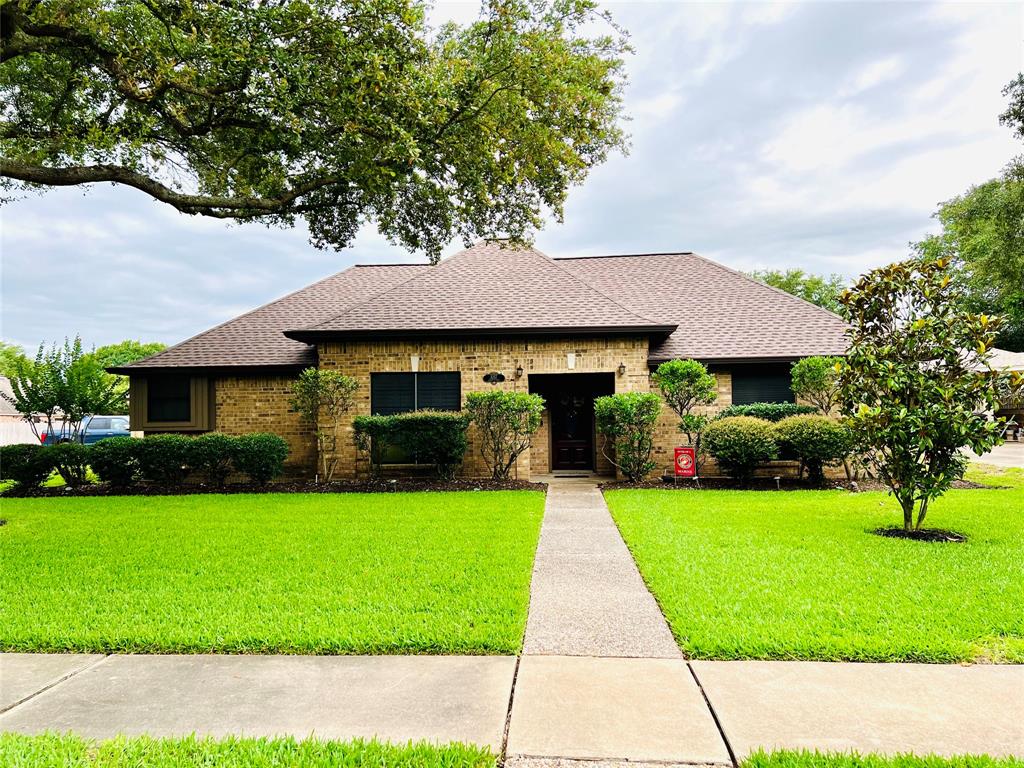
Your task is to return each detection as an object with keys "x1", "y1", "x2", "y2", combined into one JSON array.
[{"x1": 673, "y1": 446, "x2": 698, "y2": 486}]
